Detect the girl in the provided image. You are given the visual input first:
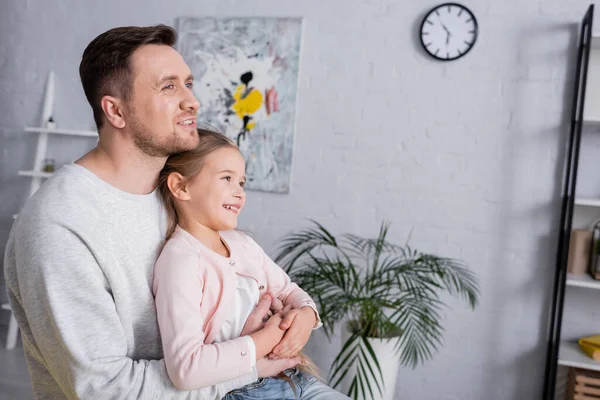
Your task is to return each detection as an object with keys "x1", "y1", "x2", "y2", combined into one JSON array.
[{"x1": 153, "y1": 128, "x2": 350, "y2": 399}]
